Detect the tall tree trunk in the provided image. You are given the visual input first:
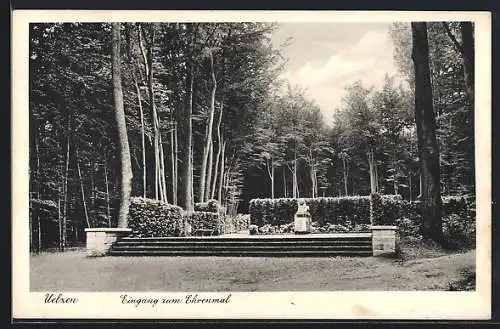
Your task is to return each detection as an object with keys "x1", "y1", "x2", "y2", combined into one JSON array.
[
  {"x1": 35, "y1": 134, "x2": 41, "y2": 252},
  {"x1": 76, "y1": 150, "x2": 91, "y2": 228},
  {"x1": 90, "y1": 158, "x2": 95, "y2": 211},
  {"x1": 200, "y1": 50, "x2": 217, "y2": 202},
  {"x1": 112, "y1": 22, "x2": 133, "y2": 228},
  {"x1": 460, "y1": 22, "x2": 474, "y2": 107},
  {"x1": 61, "y1": 124, "x2": 70, "y2": 248},
  {"x1": 179, "y1": 59, "x2": 194, "y2": 211},
  {"x1": 211, "y1": 102, "x2": 223, "y2": 199},
  {"x1": 190, "y1": 145, "x2": 194, "y2": 206},
  {"x1": 57, "y1": 186, "x2": 62, "y2": 251},
  {"x1": 36, "y1": 136, "x2": 41, "y2": 250},
  {"x1": 393, "y1": 148, "x2": 399, "y2": 195},
  {"x1": 133, "y1": 73, "x2": 147, "y2": 198},
  {"x1": 103, "y1": 154, "x2": 111, "y2": 227},
  {"x1": 342, "y1": 157, "x2": 349, "y2": 196},
  {"x1": 310, "y1": 165, "x2": 315, "y2": 198},
  {"x1": 293, "y1": 146, "x2": 298, "y2": 198},
  {"x1": 271, "y1": 163, "x2": 275, "y2": 199},
  {"x1": 127, "y1": 25, "x2": 147, "y2": 198},
  {"x1": 148, "y1": 31, "x2": 162, "y2": 201},
  {"x1": 418, "y1": 173, "x2": 422, "y2": 199},
  {"x1": 170, "y1": 121, "x2": 177, "y2": 204},
  {"x1": 368, "y1": 149, "x2": 377, "y2": 194},
  {"x1": 283, "y1": 167, "x2": 287, "y2": 198},
  {"x1": 58, "y1": 135, "x2": 70, "y2": 249},
  {"x1": 218, "y1": 140, "x2": 226, "y2": 205},
  {"x1": 37, "y1": 210, "x2": 41, "y2": 252},
  {"x1": 205, "y1": 141, "x2": 214, "y2": 201},
  {"x1": 139, "y1": 24, "x2": 161, "y2": 200},
  {"x1": 409, "y1": 172, "x2": 412, "y2": 201},
  {"x1": 411, "y1": 22, "x2": 442, "y2": 243},
  {"x1": 159, "y1": 134, "x2": 168, "y2": 203},
  {"x1": 266, "y1": 158, "x2": 275, "y2": 199},
  {"x1": 174, "y1": 122, "x2": 178, "y2": 205}
]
